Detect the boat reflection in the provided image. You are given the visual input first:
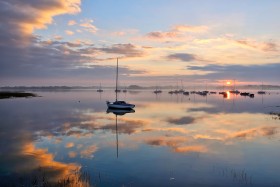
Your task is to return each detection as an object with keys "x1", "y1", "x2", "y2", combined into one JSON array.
[
  {"x1": 106, "y1": 108, "x2": 135, "y2": 158},
  {"x1": 106, "y1": 108, "x2": 135, "y2": 116}
]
